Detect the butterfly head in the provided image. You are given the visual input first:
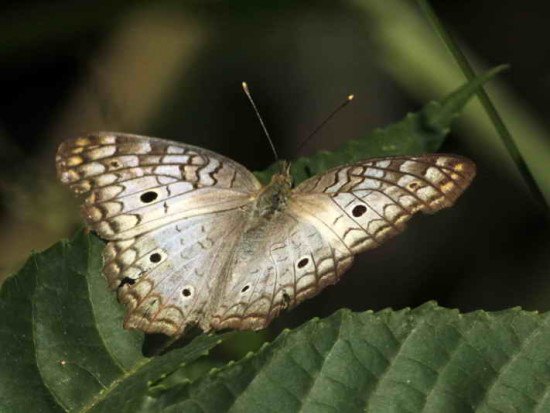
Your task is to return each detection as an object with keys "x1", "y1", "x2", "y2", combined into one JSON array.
[
  {"x1": 270, "y1": 160, "x2": 293, "y2": 188},
  {"x1": 253, "y1": 161, "x2": 292, "y2": 217},
  {"x1": 278, "y1": 160, "x2": 292, "y2": 177}
]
